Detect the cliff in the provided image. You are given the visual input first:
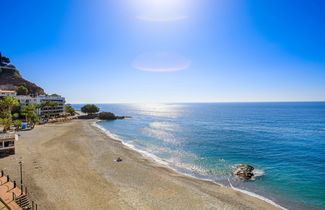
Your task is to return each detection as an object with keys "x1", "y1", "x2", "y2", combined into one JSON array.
[{"x1": 0, "y1": 68, "x2": 45, "y2": 95}]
